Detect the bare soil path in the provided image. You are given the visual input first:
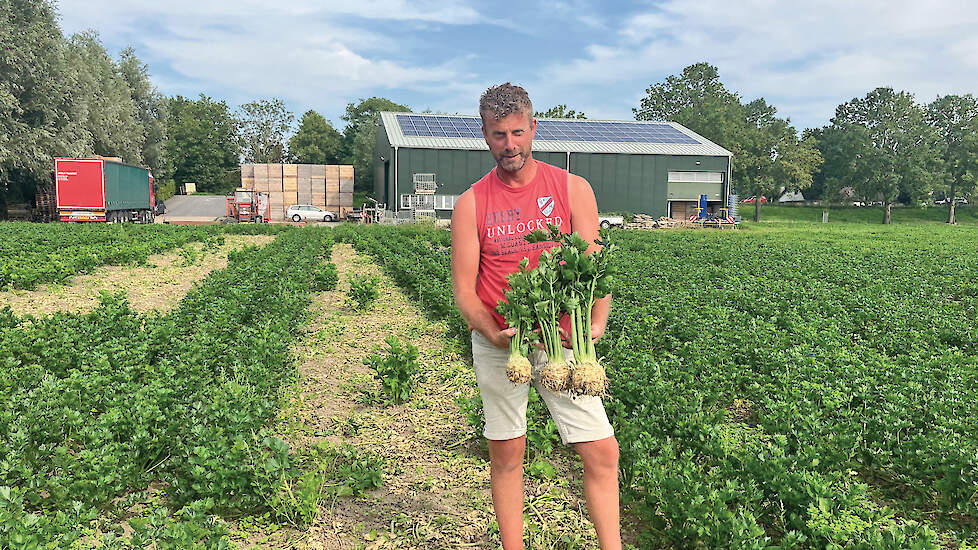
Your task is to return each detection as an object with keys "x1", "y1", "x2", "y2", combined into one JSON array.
[
  {"x1": 0, "y1": 234, "x2": 275, "y2": 316},
  {"x1": 234, "y1": 243, "x2": 625, "y2": 549}
]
